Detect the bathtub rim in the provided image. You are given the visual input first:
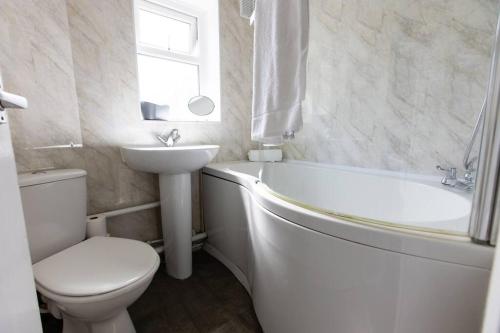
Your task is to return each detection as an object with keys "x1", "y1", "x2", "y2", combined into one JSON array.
[{"x1": 202, "y1": 161, "x2": 494, "y2": 269}]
